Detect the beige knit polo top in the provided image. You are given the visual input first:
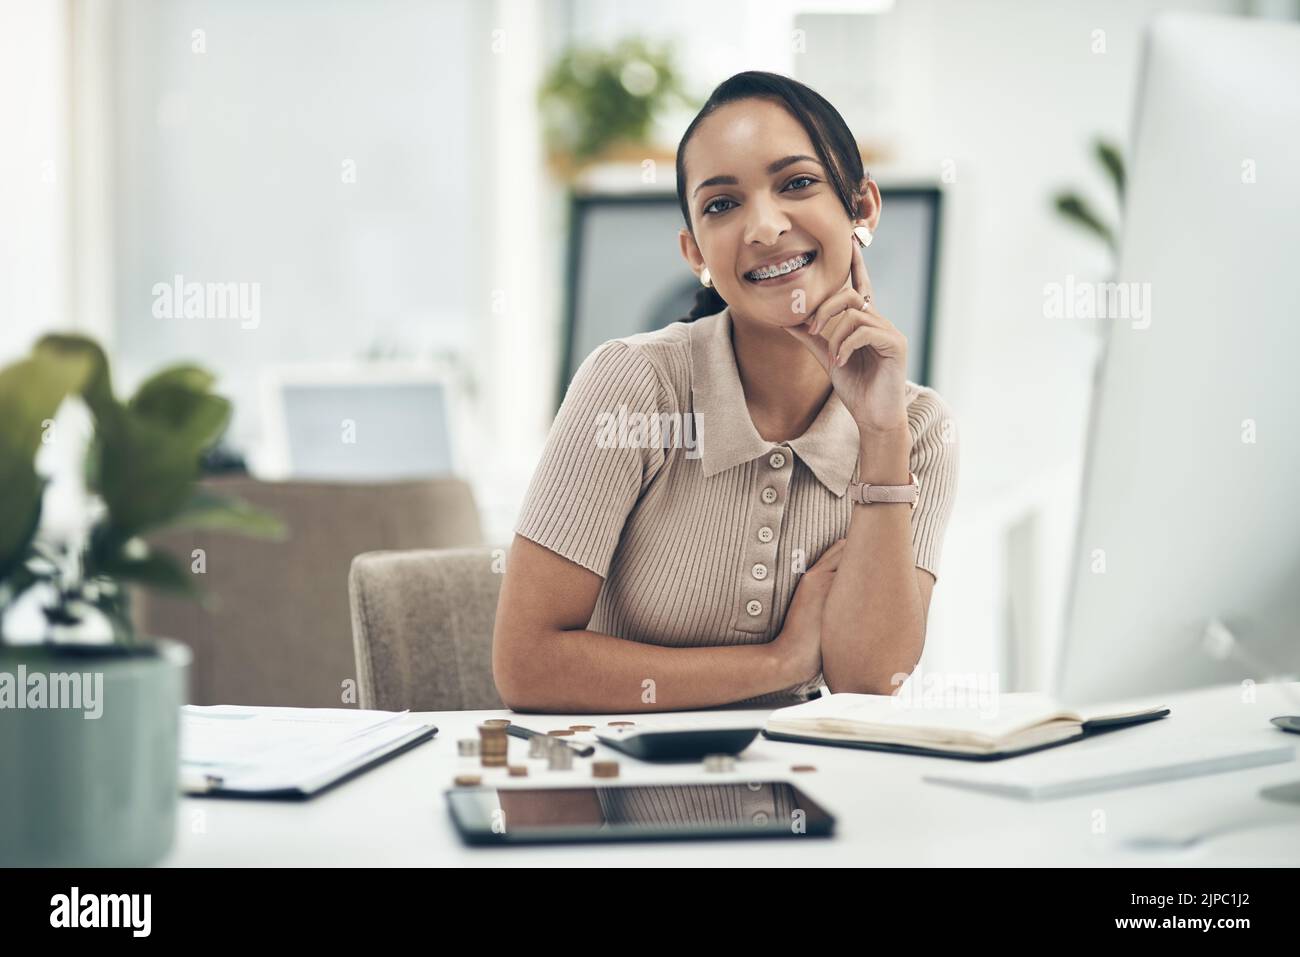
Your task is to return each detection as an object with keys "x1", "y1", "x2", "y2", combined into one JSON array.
[{"x1": 514, "y1": 304, "x2": 960, "y2": 706}]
